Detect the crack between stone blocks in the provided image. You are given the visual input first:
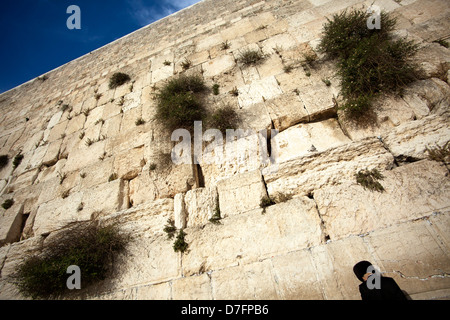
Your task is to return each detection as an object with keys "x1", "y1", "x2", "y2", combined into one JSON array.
[
  {"x1": 336, "y1": 112, "x2": 352, "y2": 141},
  {"x1": 0, "y1": 244, "x2": 12, "y2": 278},
  {"x1": 389, "y1": 270, "x2": 450, "y2": 281},
  {"x1": 307, "y1": 247, "x2": 329, "y2": 300},
  {"x1": 307, "y1": 192, "x2": 331, "y2": 244}
]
